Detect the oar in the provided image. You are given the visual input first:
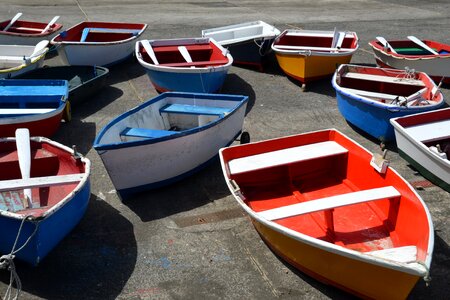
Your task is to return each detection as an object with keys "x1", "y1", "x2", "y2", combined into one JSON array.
[
  {"x1": 41, "y1": 16, "x2": 60, "y2": 34},
  {"x1": 407, "y1": 36, "x2": 439, "y2": 55},
  {"x1": 15, "y1": 128, "x2": 33, "y2": 208},
  {"x1": 141, "y1": 40, "x2": 159, "y2": 65},
  {"x1": 178, "y1": 46, "x2": 193, "y2": 62},
  {"x1": 376, "y1": 36, "x2": 397, "y2": 54},
  {"x1": 3, "y1": 12, "x2": 22, "y2": 32}
]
